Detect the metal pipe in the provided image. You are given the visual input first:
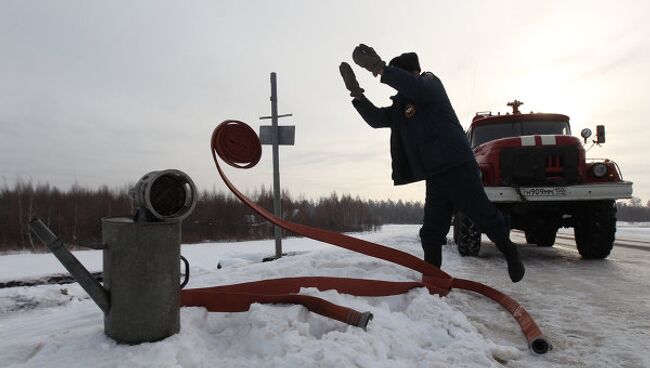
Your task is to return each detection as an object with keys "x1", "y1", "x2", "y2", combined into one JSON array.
[
  {"x1": 29, "y1": 218, "x2": 110, "y2": 313},
  {"x1": 270, "y1": 72, "x2": 283, "y2": 259},
  {"x1": 102, "y1": 217, "x2": 180, "y2": 344}
]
